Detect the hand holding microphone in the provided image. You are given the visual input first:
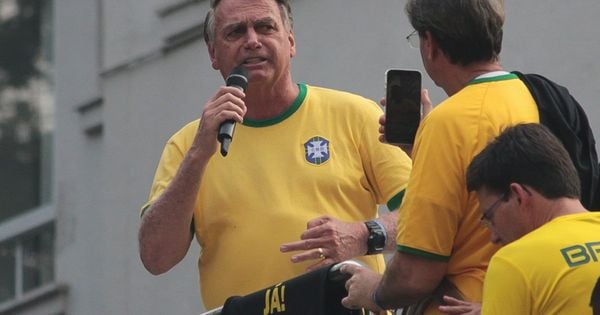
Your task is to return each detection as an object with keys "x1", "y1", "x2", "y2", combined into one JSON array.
[{"x1": 218, "y1": 66, "x2": 249, "y2": 156}]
